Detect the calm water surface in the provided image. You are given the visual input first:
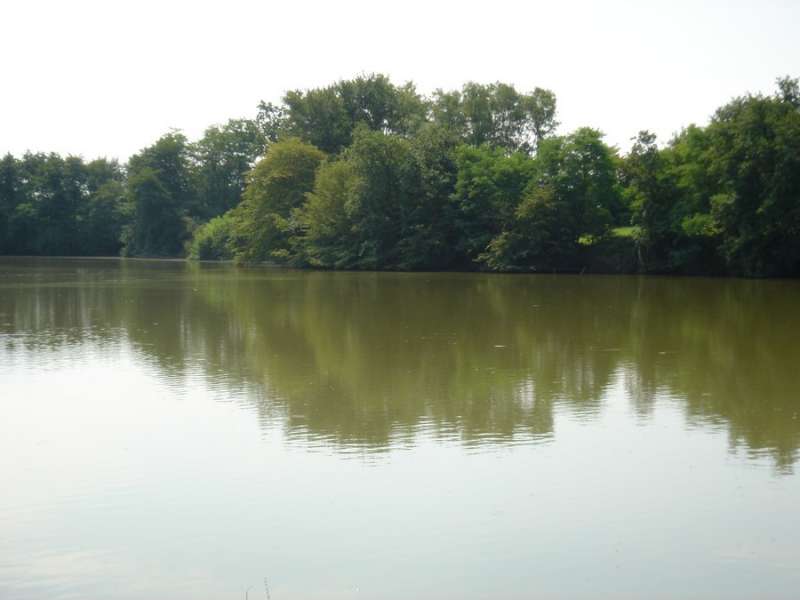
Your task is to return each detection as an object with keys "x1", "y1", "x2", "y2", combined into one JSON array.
[{"x1": 1, "y1": 257, "x2": 799, "y2": 599}]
